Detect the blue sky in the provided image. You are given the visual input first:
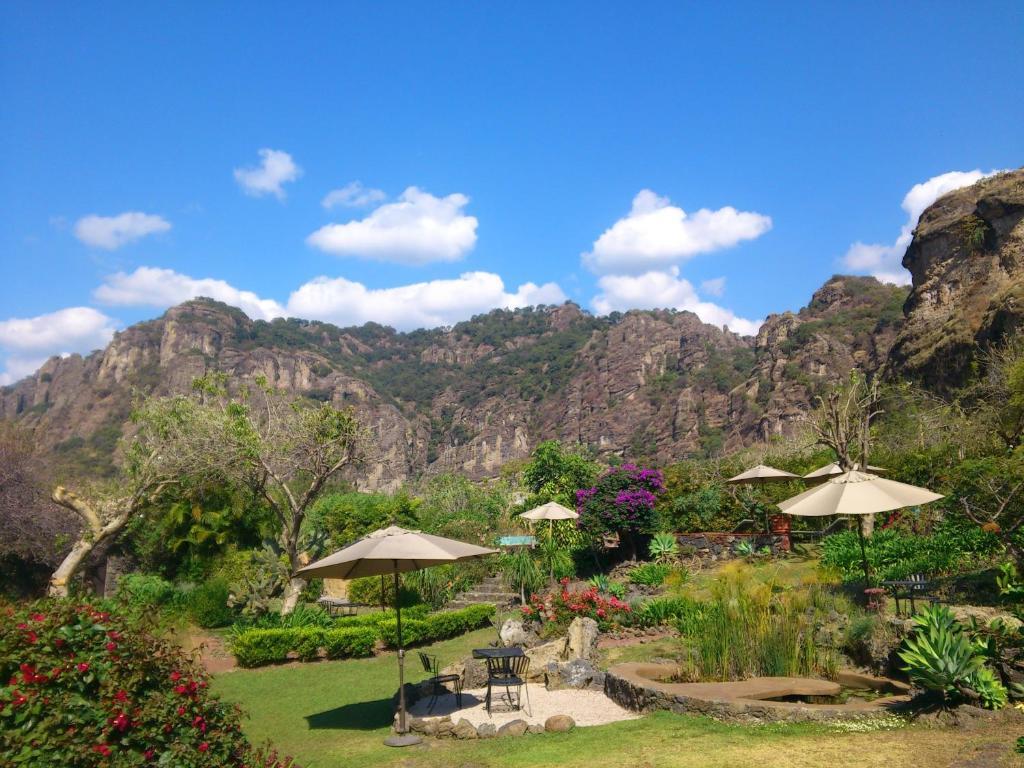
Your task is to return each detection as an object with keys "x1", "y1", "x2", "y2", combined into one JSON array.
[{"x1": 1, "y1": 2, "x2": 1022, "y2": 383}]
